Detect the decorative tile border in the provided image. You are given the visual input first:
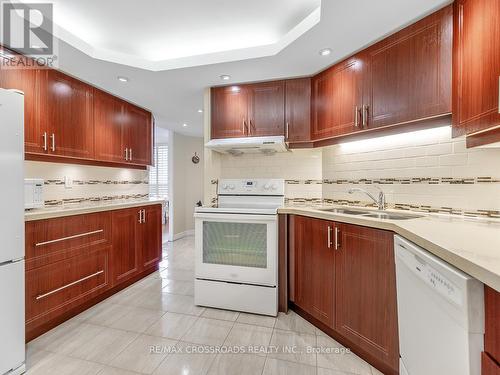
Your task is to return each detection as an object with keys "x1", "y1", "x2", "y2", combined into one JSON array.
[
  {"x1": 45, "y1": 193, "x2": 150, "y2": 206},
  {"x1": 44, "y1": 179, "x2": 148, "y2": 186},
  {"x1": 286, "y1": 177, "x2": 500, "y2": 185},
  {"x1": 285, "y1": 198, "x2": 500, "y2": 219}
]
